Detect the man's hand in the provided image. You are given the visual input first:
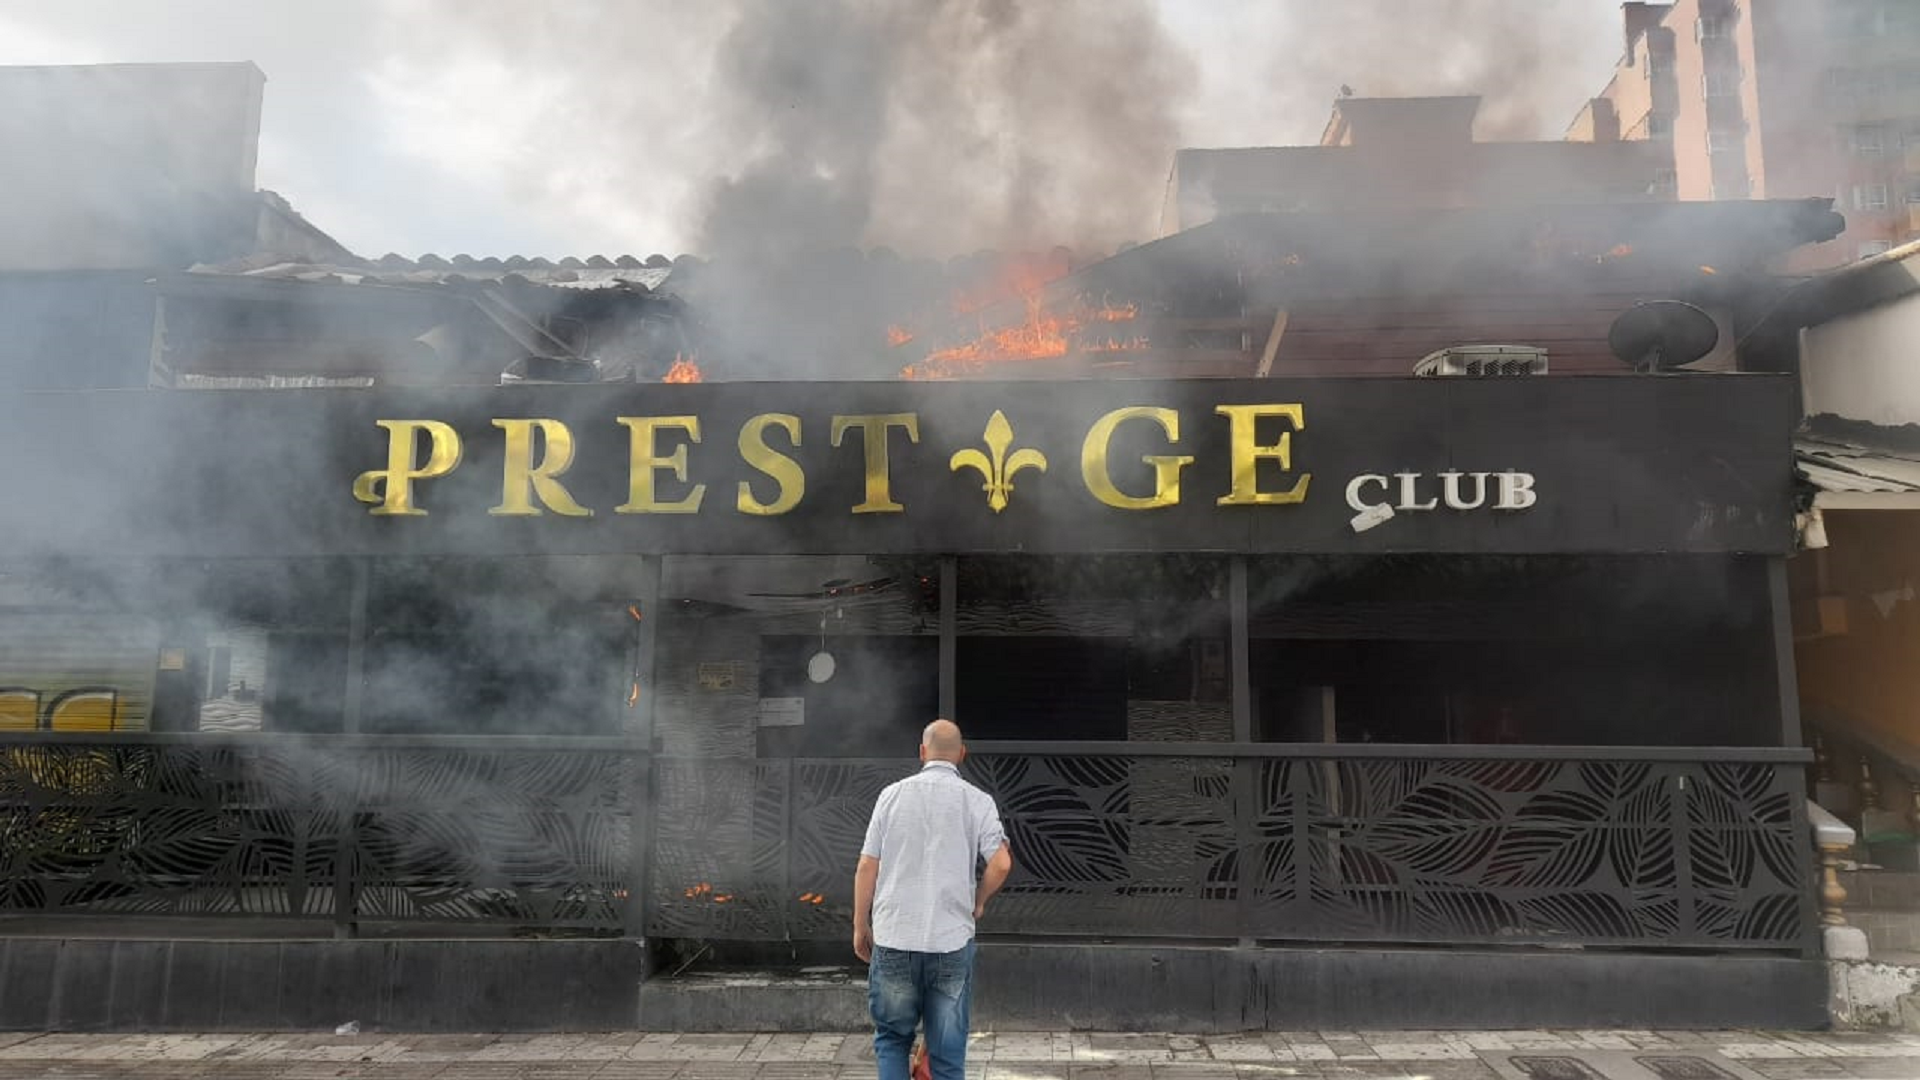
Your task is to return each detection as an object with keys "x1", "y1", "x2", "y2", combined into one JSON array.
[
  {"x1": 973, "y1": 842, "x2": 1013, "y2": 924},
  {"x1": 853, "y1": 924, "x2": 873, "y2": 963}
]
